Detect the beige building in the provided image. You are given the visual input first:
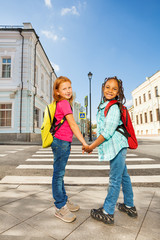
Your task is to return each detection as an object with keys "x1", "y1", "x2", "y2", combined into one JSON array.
[{"x1": 131, "y1": 71, "x2": 160, "y2": 136}]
